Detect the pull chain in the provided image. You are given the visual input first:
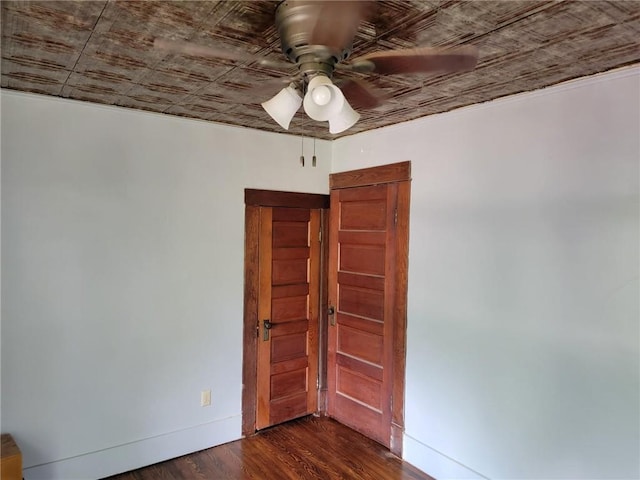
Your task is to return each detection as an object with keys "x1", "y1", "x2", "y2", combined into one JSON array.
[
  {"x1": 300, "y1": 81, "x2": 306, "y2": 167},
  {"x1": 312, "y1": 137, "x2": 317, "y2": 167}
]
